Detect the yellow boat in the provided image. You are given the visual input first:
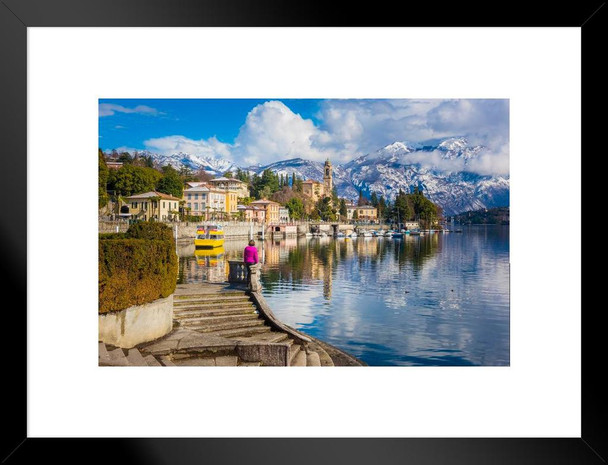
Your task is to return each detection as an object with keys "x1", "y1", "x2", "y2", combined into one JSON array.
[{"x1": 194, "y1": 224, "x2": 225, "y2": 248}]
